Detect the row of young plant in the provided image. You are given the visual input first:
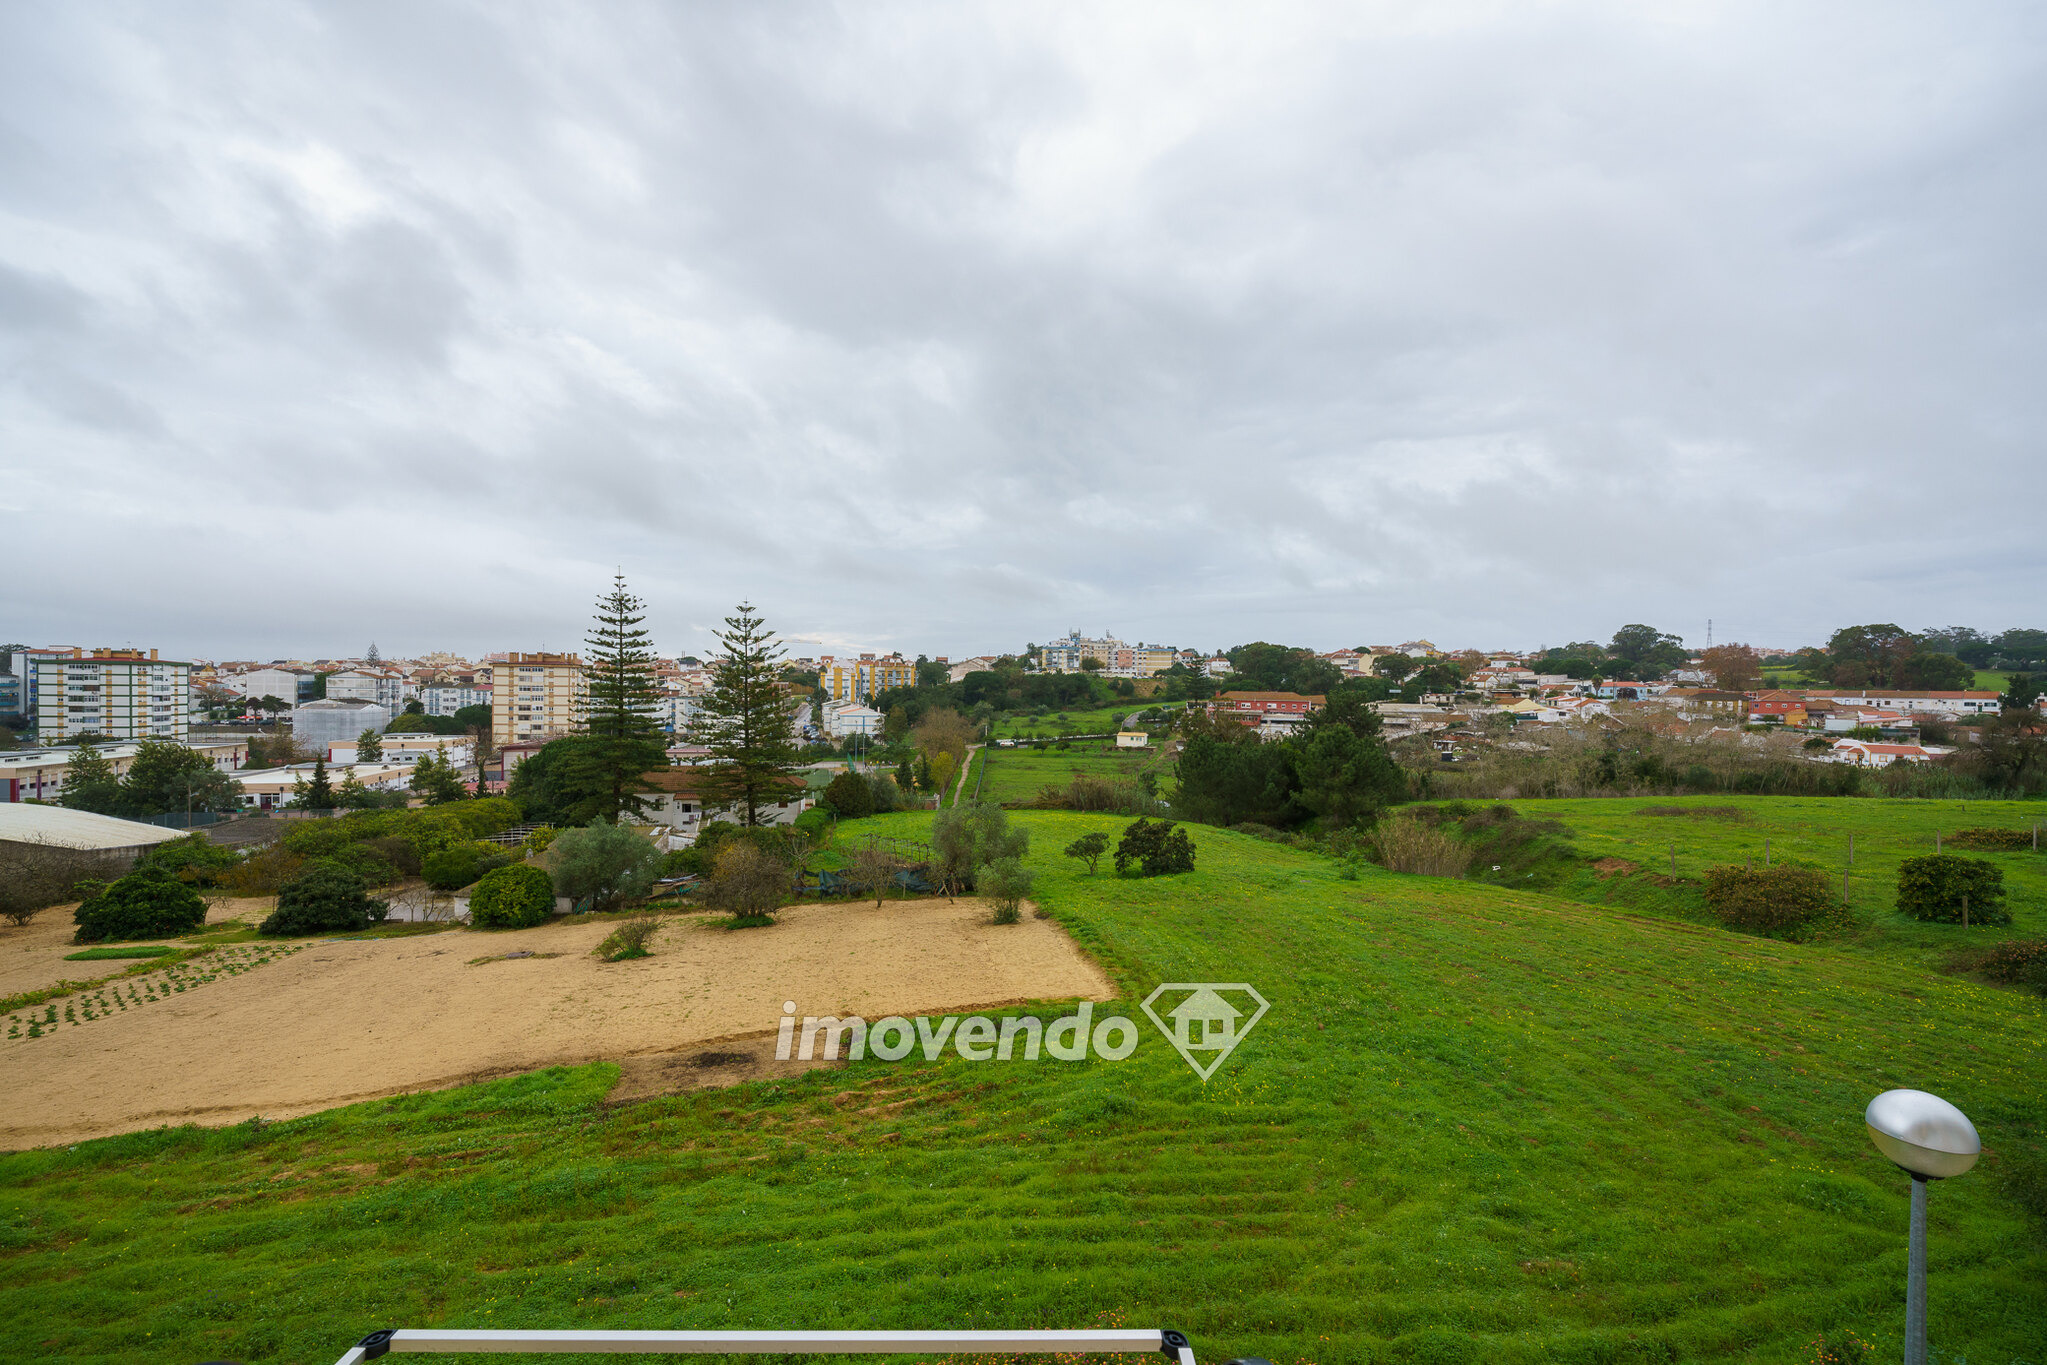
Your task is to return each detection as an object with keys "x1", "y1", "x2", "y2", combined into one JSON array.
[{"x1": 3, "y1": 944, "x2": 302, "y2": 1041}]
